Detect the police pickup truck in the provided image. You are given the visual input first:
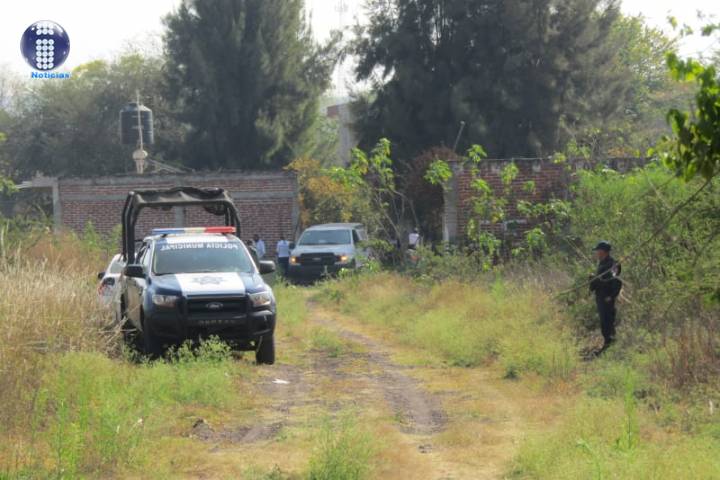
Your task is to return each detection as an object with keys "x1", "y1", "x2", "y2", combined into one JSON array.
[{"x1": 117, "y1": 187, "x2": 277, "y2": 364}]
